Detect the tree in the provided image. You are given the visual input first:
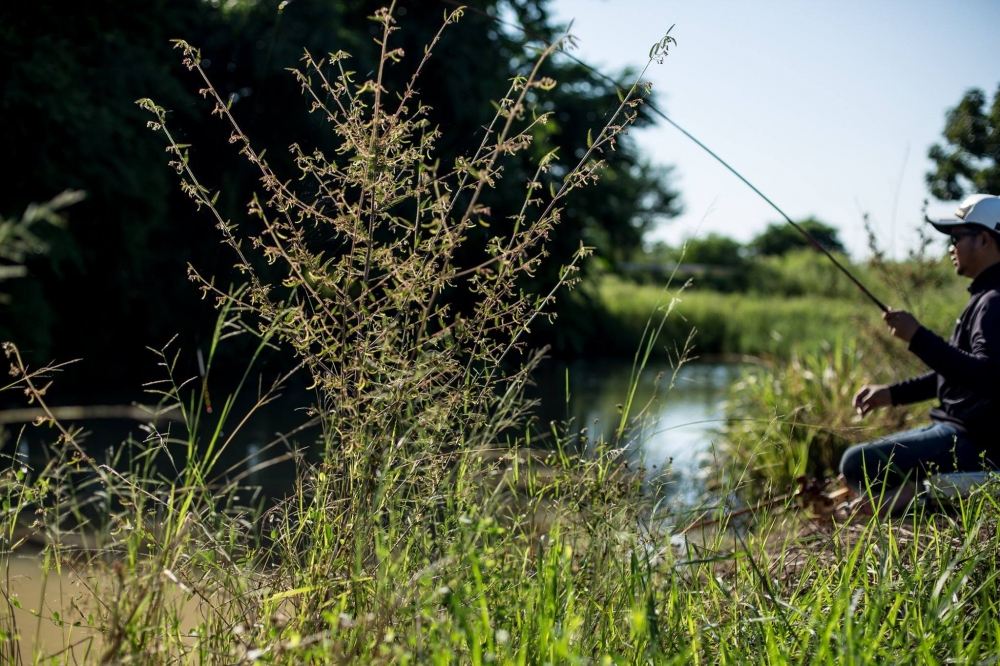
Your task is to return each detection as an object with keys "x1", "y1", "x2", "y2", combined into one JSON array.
[
  {"x1": 927, "y1": 84, "x2": 1000, "y2": 200},
  {"x1": 749, "y1": 218, "x2": 846, "y2": 257},
  {"x1": 0, "y1": 0, "x2": 680, "y2": 392},
  {"x1": 680, "y1": 233, "x2": 745, "y2": 266}
]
